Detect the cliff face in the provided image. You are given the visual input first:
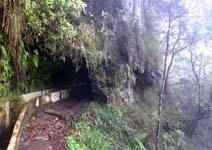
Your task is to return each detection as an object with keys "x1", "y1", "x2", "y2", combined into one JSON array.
[
  {"x1": 85, "y1": 0, "x2": 161, "y2": 103},
  {"x1": 0, "y1": 0, "x2": 161, "y2": 104}
]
